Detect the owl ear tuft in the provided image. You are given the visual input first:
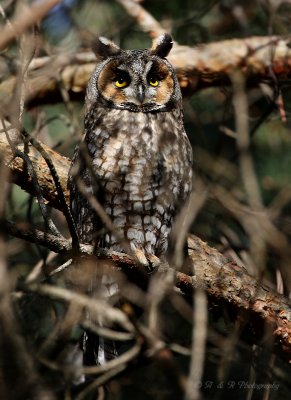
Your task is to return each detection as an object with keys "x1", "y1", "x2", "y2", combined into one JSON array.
[
  {"x1": 150, "y1": 34, "x2": 173, "y2": 58},
  {"x1": 92, "y1": 37, "x2": 122, "y2": 60}
]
